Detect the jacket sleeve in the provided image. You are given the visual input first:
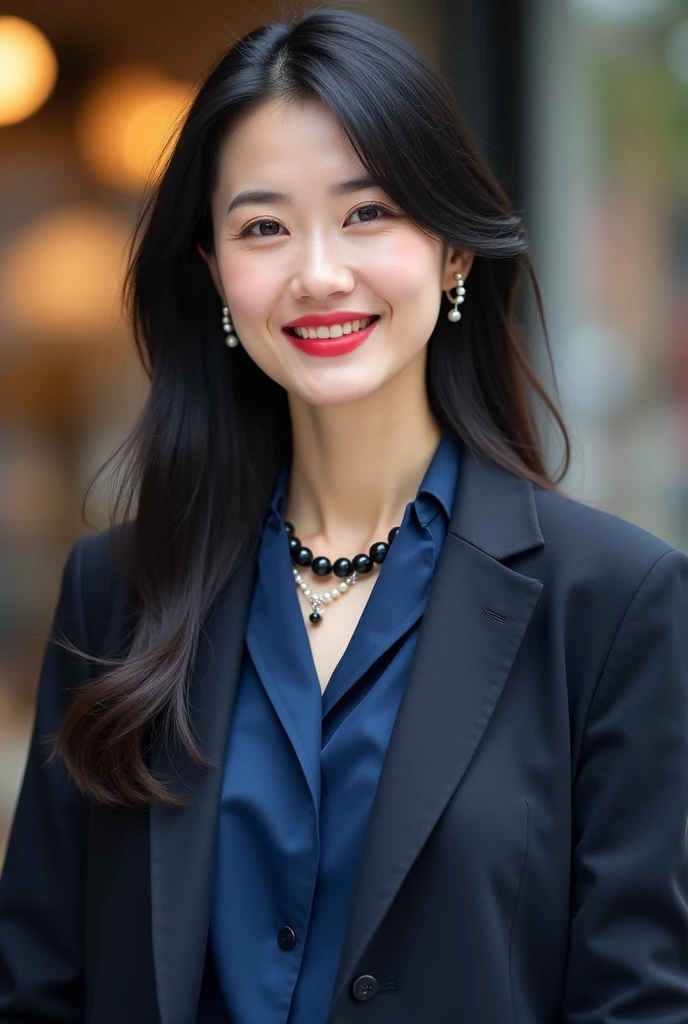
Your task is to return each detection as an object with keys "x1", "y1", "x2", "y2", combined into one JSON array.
[
  {"x1": 0, "y1": 537, "x2": 91, "y2": 1022},
  {"x1": 561, "y1": 547, "x2": 688, "y2": 1022}
]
